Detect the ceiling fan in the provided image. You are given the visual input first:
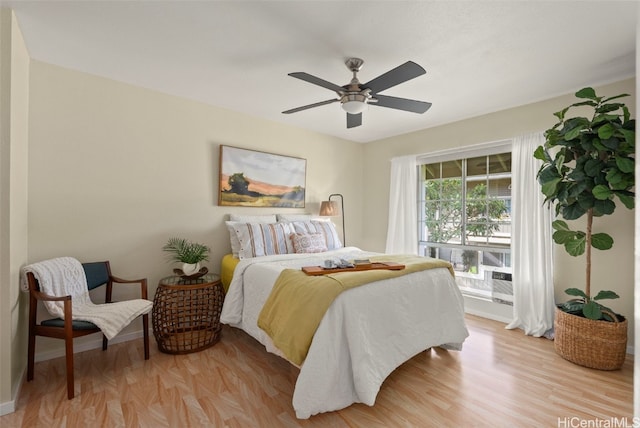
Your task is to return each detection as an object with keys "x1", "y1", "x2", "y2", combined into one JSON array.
[{"x1": 282, "y1": 58, "x2": 432, "y2": 129}]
